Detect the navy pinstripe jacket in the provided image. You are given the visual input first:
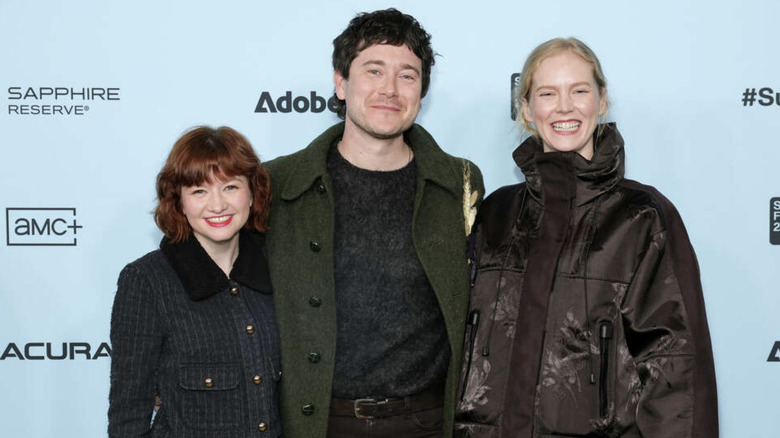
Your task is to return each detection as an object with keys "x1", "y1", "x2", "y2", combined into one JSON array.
[{"x1": 108, "y1": 229, "x2": 281, "y2": 437}]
